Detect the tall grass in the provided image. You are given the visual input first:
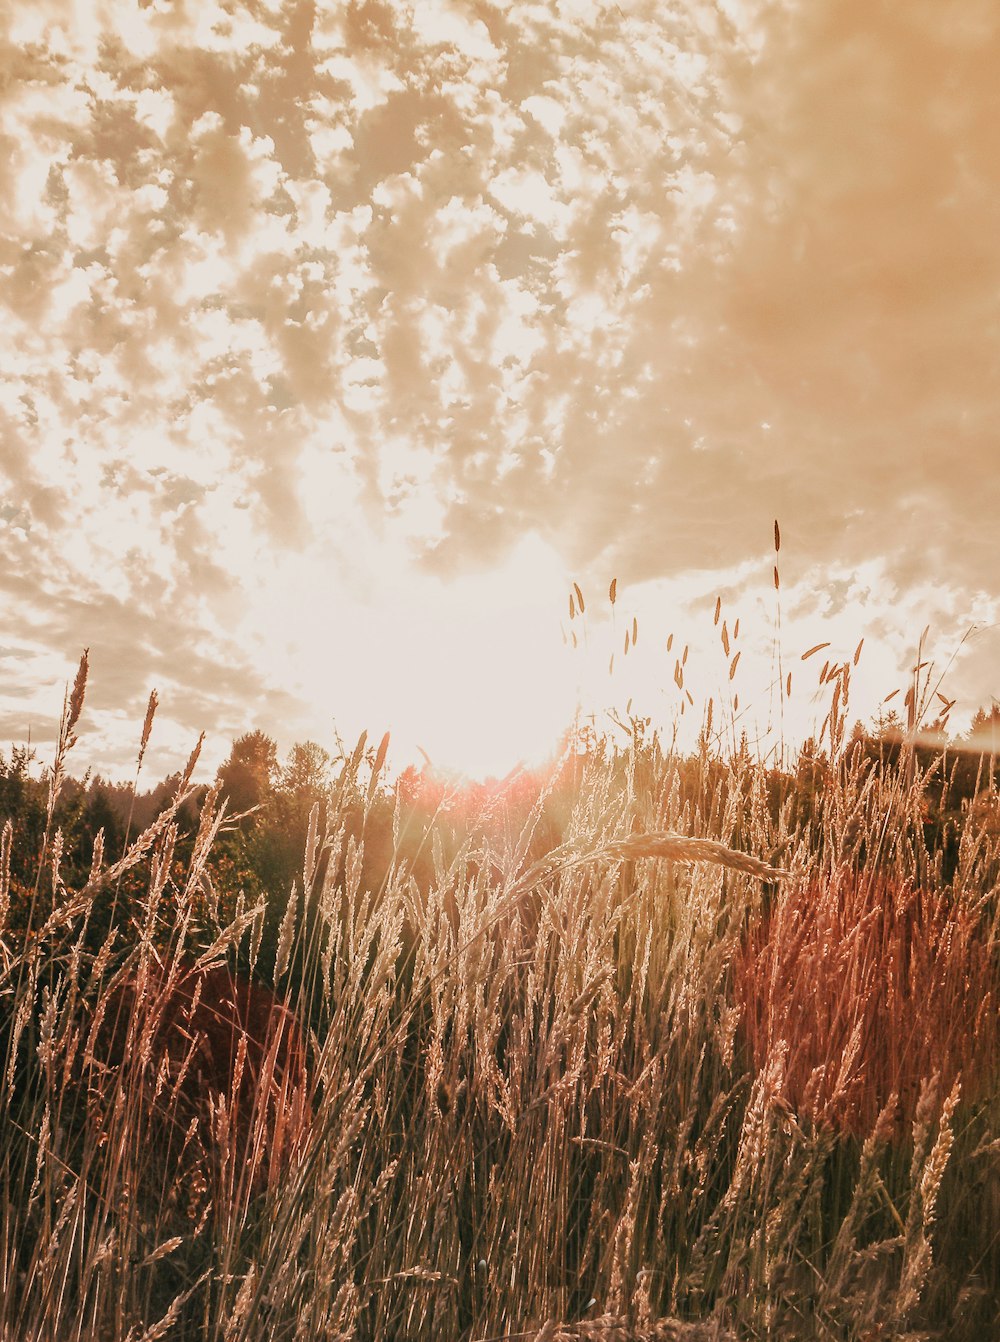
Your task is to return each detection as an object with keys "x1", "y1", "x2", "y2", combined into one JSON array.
[{"x1": 1, "y1": 665, "x2": 997, "y2": 1340}]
